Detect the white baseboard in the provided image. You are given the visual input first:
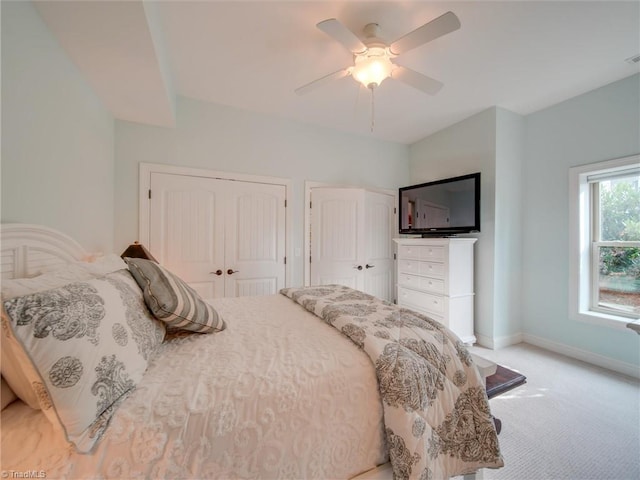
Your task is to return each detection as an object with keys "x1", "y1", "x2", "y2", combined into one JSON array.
[
  {"x1": 523, "y1": 333, "x2": 640, "y2": 379},
  {"x1": 474, "y1": 331, "x2": 638, "y2": 379},
  {"x1": 474, "y1": 333, "x2": 494, "y2": 349},
  {"x1": 494, "y1": 332, "x2": 524, "y2": 349},
  {"x1": 474, "y1": 332, "x2": 523, "y2": 349}
]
